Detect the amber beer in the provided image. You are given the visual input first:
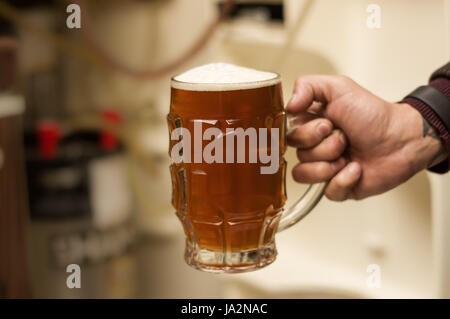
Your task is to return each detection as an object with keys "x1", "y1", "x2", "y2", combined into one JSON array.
[{"x1": 168, "y1": 64, "x2": 288, "y2": 272}]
